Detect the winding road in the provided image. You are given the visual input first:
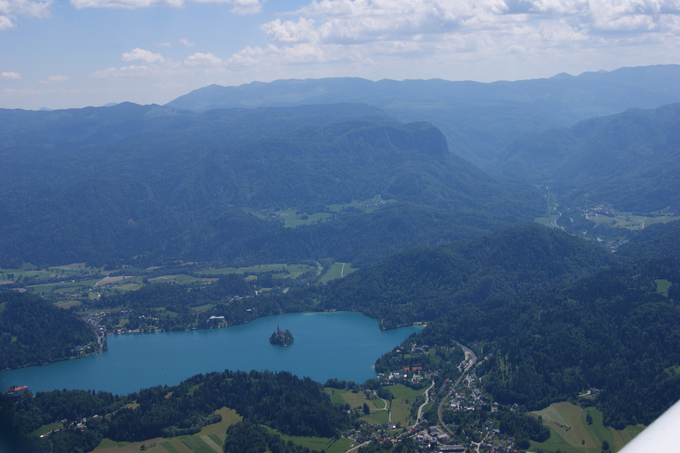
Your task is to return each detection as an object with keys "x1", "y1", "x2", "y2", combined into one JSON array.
[{"x1": 416, "y1": 380, "x2": 436, "y2": 424}]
